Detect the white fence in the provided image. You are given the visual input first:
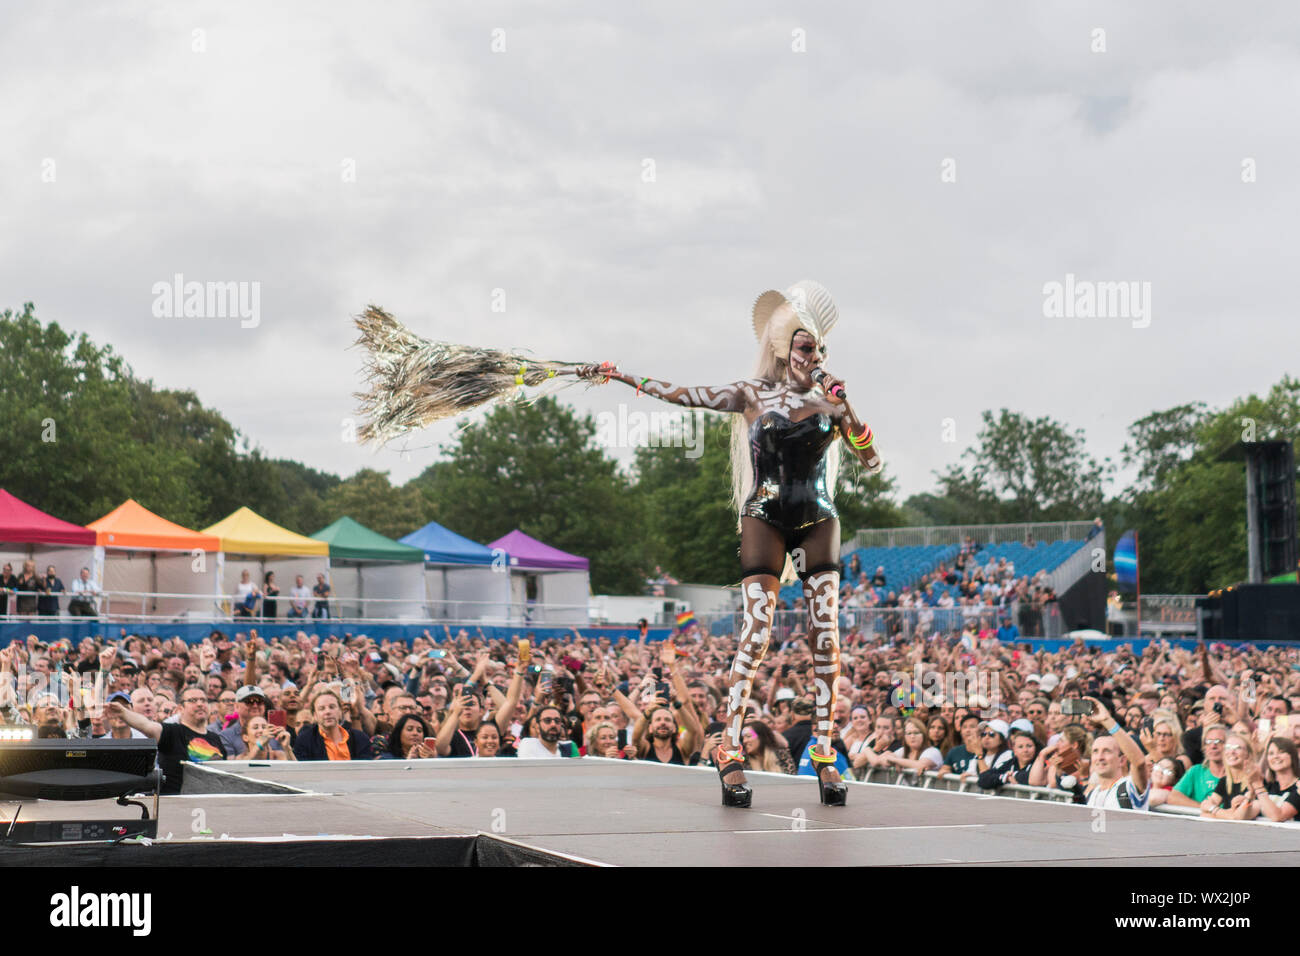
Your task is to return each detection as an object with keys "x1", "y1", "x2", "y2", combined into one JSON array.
[
  {"x1": 852, "y1": 767, "x2": 1290, "y2": 824},
  {"x1": 0, "y1": 589, "x2": 590, "y2": 626},
  {"x1": 698, "y1": 602, "x2": 1065, "y2": 639},
  {"x1": 846, "y1": 521, "x2": 1096, "y2": 552}
]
